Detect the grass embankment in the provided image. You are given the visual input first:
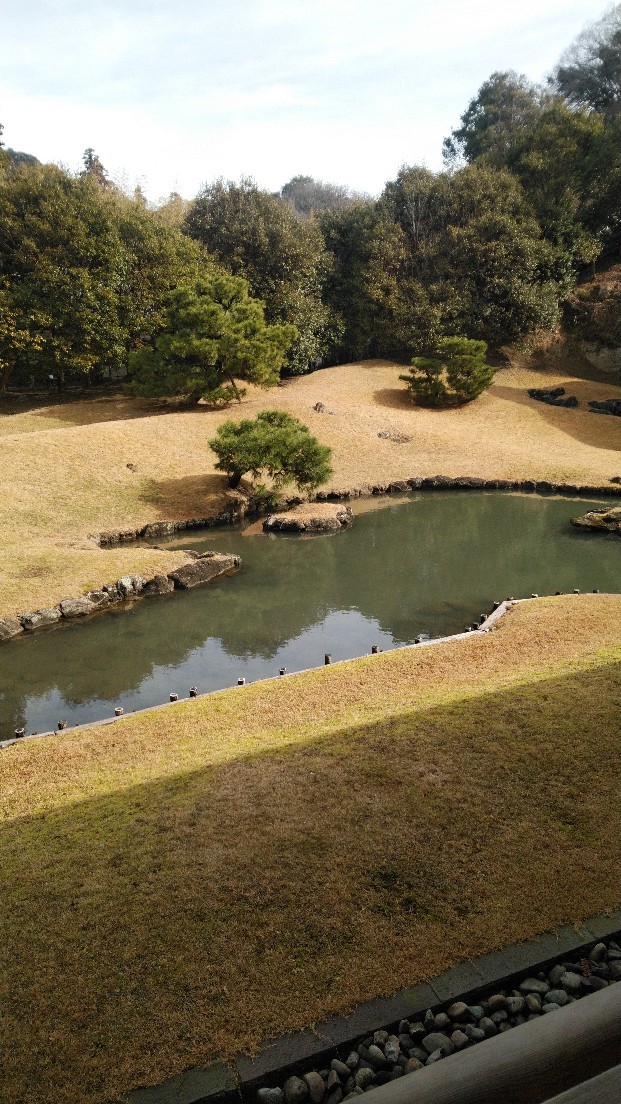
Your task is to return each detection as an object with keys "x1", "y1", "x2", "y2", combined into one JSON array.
[
  {"x1": 1, "y1": 594, "x2": 620, "y2": 1104},
  {"x1": 1, "y1": 361, "x2": 620, "y2": 617}
]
